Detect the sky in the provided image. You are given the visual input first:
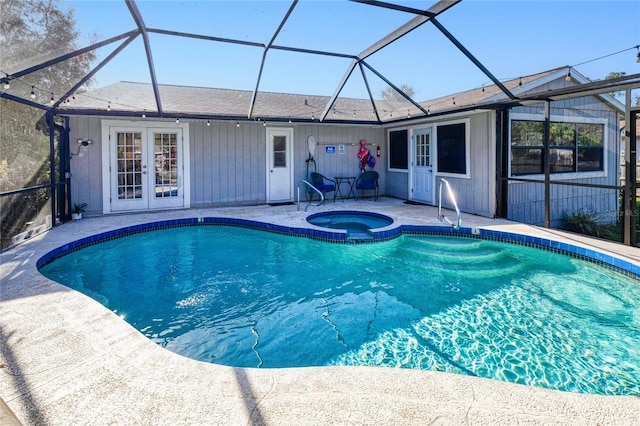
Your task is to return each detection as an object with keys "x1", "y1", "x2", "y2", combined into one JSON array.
[{"x1": 54, "y1": 0, "x2": 640, "y2": 102}]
